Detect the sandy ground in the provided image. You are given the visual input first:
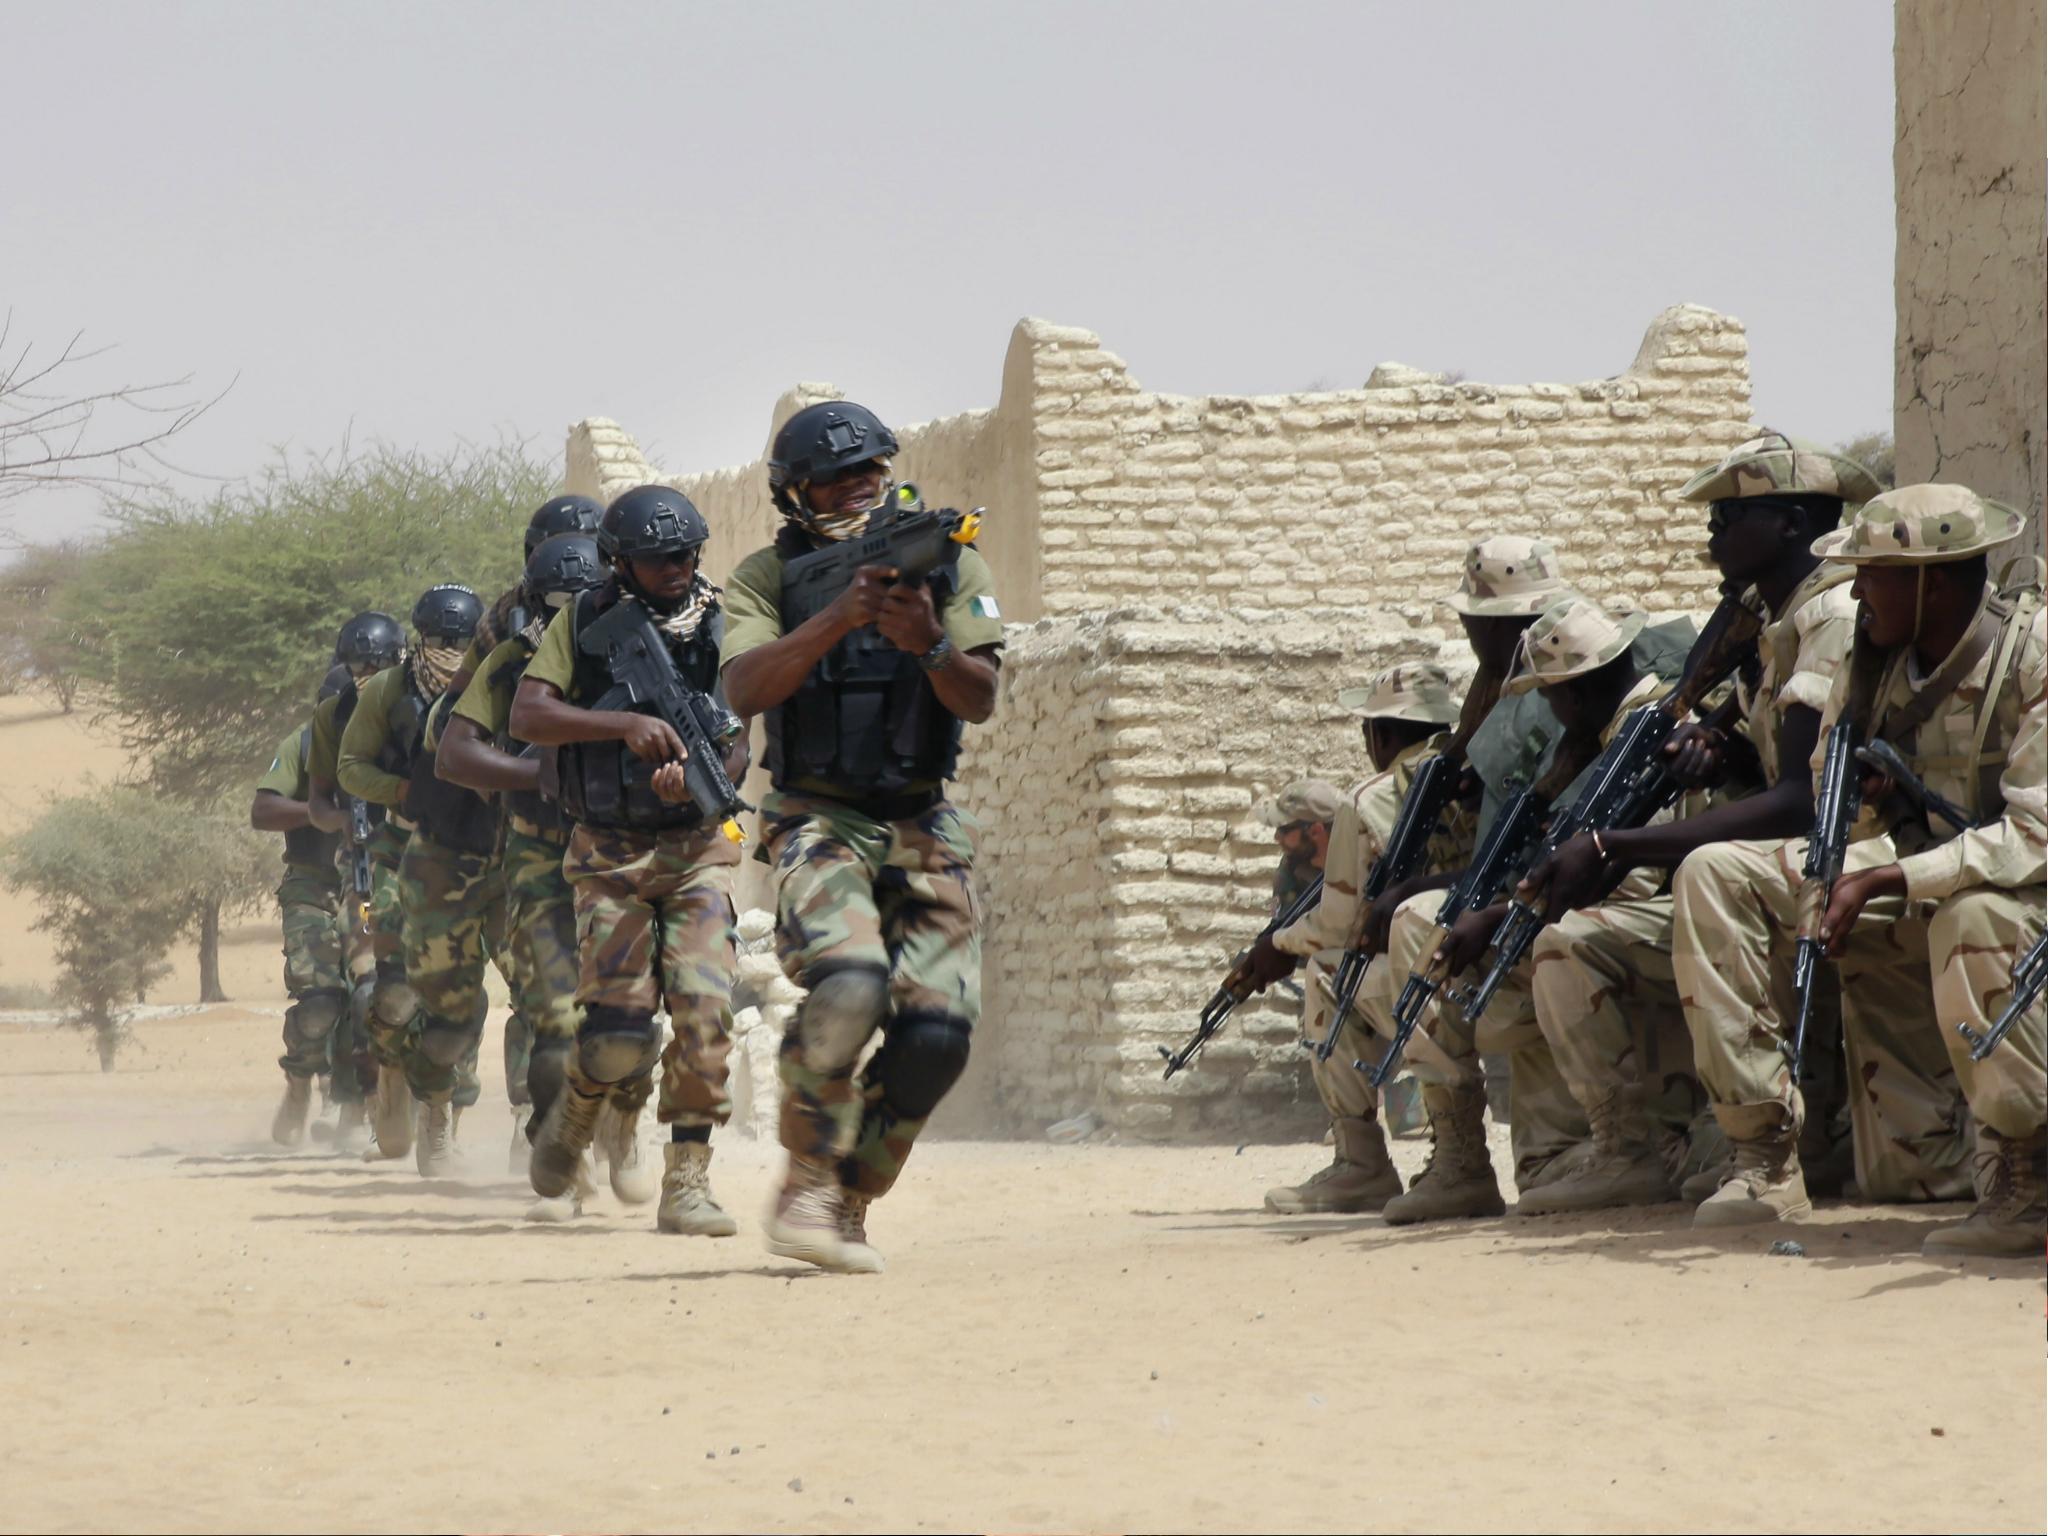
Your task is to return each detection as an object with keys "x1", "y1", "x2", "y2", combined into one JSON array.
[{"x1": 1, "y1": 1006, "x2": 2041, "y2": 1535}]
